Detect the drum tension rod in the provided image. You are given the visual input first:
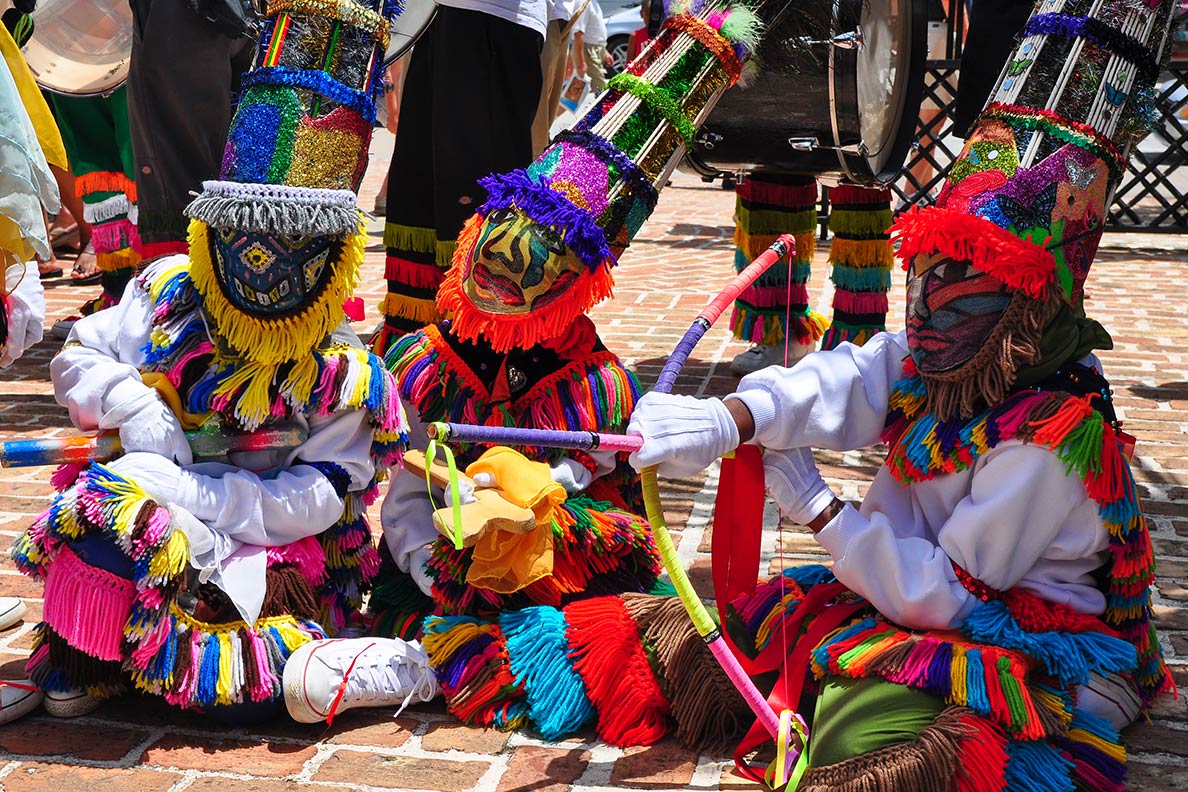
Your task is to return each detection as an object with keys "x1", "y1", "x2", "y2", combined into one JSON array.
[
  {"x1": 787, "y1": 137, "x2": 865, "y2": 156},
  {"x1": 786, "y1": 29, "x2": 864, "y2": 51}
]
